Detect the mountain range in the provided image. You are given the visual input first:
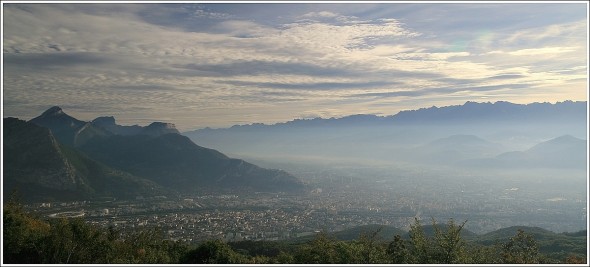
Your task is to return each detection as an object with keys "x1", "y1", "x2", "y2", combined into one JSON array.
[
  {"x1": 3, "y1": 107, "x2": 304, "y2": 202},
  {"x1": 191, "y1": 100, "x2": 586, "y2": 132},
  {"x1": 184, "y1": 101, "x2": 587, "y2": 169},
  {"x1": 467, "y1": 134, "x2": 588, "y2": 169},
  {"x1": 3, "y1": 101, "x2": 587, "y2": 201}
]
